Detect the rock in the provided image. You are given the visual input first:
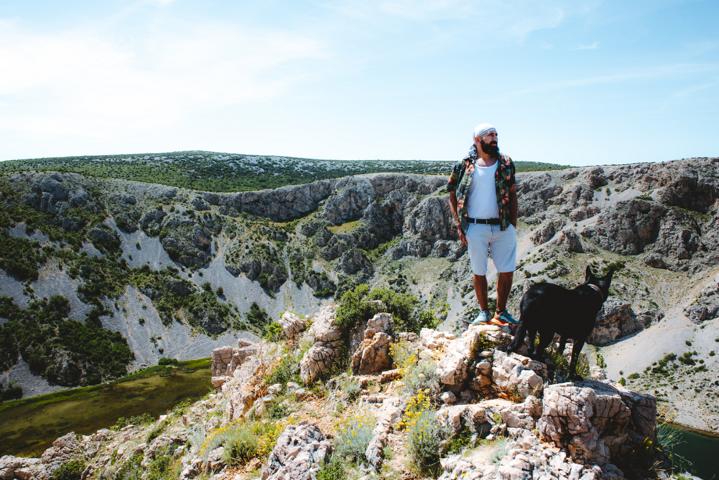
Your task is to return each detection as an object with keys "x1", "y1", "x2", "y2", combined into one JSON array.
[
  {"x1": 278, "y1": 311, "x2": 307, "y2": 341},
  {"x1": 323, "y1": 177, "x2": 374, "y2": 225},
  {"x1": 531, "y1": 218, "x2": 566, "y2": 245},
  {"x1": 588, "y1": 299, "x2": 642, "y2": 345},
  {"x1": 191, "y1": 196, "x2": 210, "y2": 211},
  {"x1": 658, "y1": 172, "x2": 719, "y2": 213},
  {"x1": 583, "y1": 199, "x2": 666, "y2": 254},
  {"x1": 420, "y1": 328, "x2": 455, "y2": 353},
  {"x1": 338, "y1": 248, "x2": 373, "y2": 276},
  {"x1": 140, "y1": 208, "x2": 167, "y2": 236},
  {"x1": 440, "y1": 391, "x2": 457, "y2": 405},
  {"x1": 404, "y1": 196, "x2": 455, "y2": 242},
  {"x1": 365, "y1": 312, "x2": 393, "y2": 338},
  {"x1": 300, "y1": 306, "x2": 343, "y2": 384},
  {"x1": 211, "y1": 342, "x2": 257, "y2": 387},
  {"x1": 380, "y1": 369, "x2": 402, "y2": 383},
  {"x1": 569, "y1": 205, "x2": 600, "y2": 222},
  {"x1": 491, "y1": 351, "x2": 547, "y2": 400},
  {"x1": 87, "y1": 225, "x2": 121, "y2": 254},
  {"x1": 556, "y1": 228, "x2": 584, "y2": 253},
  {"x1": 684, "y1": 281, "x2": 719, "y2": 323},
  {"x1": 585, "y1": 167, "x2": 608, "y2": 190},
  {"x1": 352, "y1": 332, "x2": 392, "y2": 375},
  {"x1": 538, "y1": 380, "x2": 656, "y2": 466},
  {"x1": 436, "y1": 325, "x2": 485, "y2": 387},
  {"x1": 262, "y1": 423, "x2": 331, "y2": 480},
  {"x1": 0, "y1": 456, "x2": 42, "y2": 480},
  {"x1": 365, "y1": 397, "x2": 404, "y2": 471}
]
